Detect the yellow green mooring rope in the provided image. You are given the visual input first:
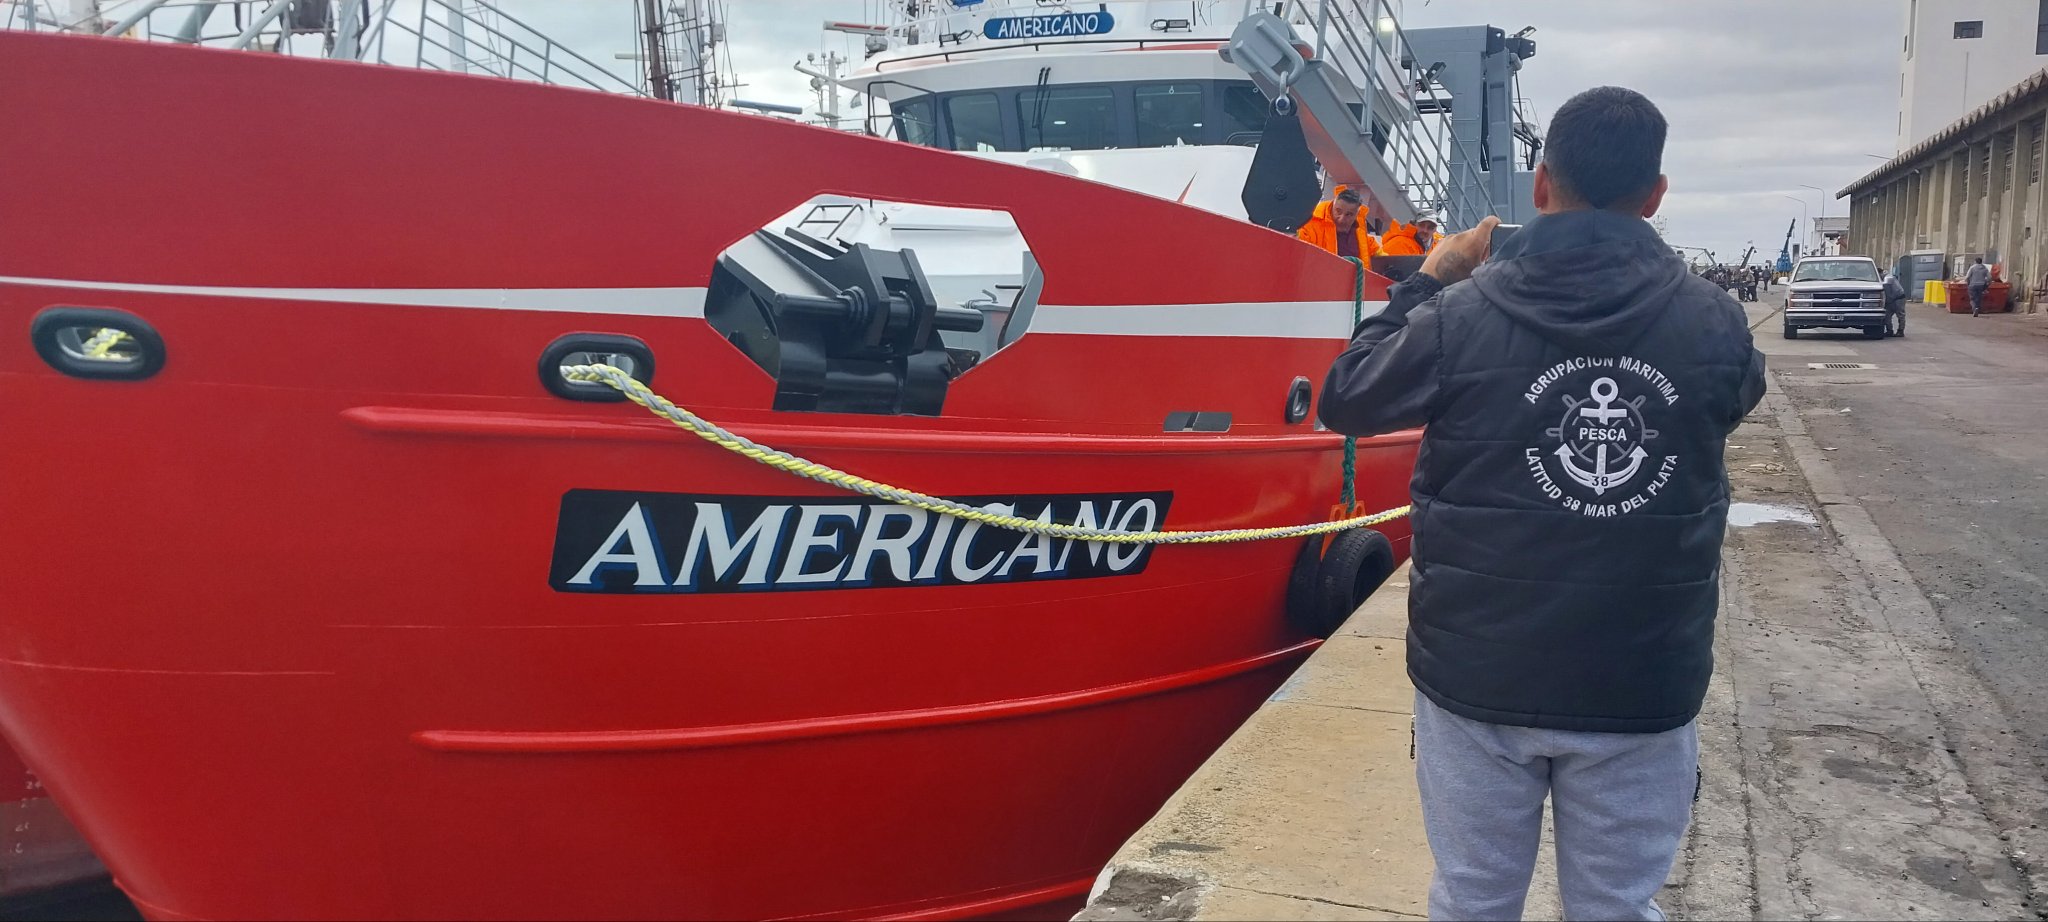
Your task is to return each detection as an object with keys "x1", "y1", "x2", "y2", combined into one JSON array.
[
  {"x1": 80, "y1": 327, "x2": 130, "y2": 358},
  {"x1": 77, "y1": 326, "x2": 1407, "y2": 544},
  {"x1": 564, "y1": 362, "x2": 1408, "y2": 545}
]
